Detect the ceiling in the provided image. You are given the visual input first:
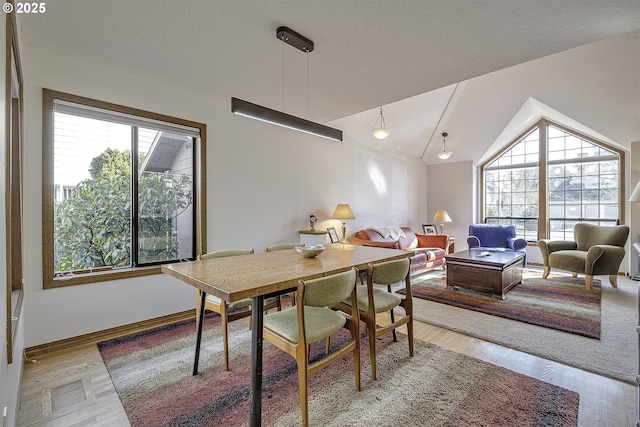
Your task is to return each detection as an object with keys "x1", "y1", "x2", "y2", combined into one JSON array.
[{"x1": 17, "y1": 1, "x2": 640, "y2": 162}]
